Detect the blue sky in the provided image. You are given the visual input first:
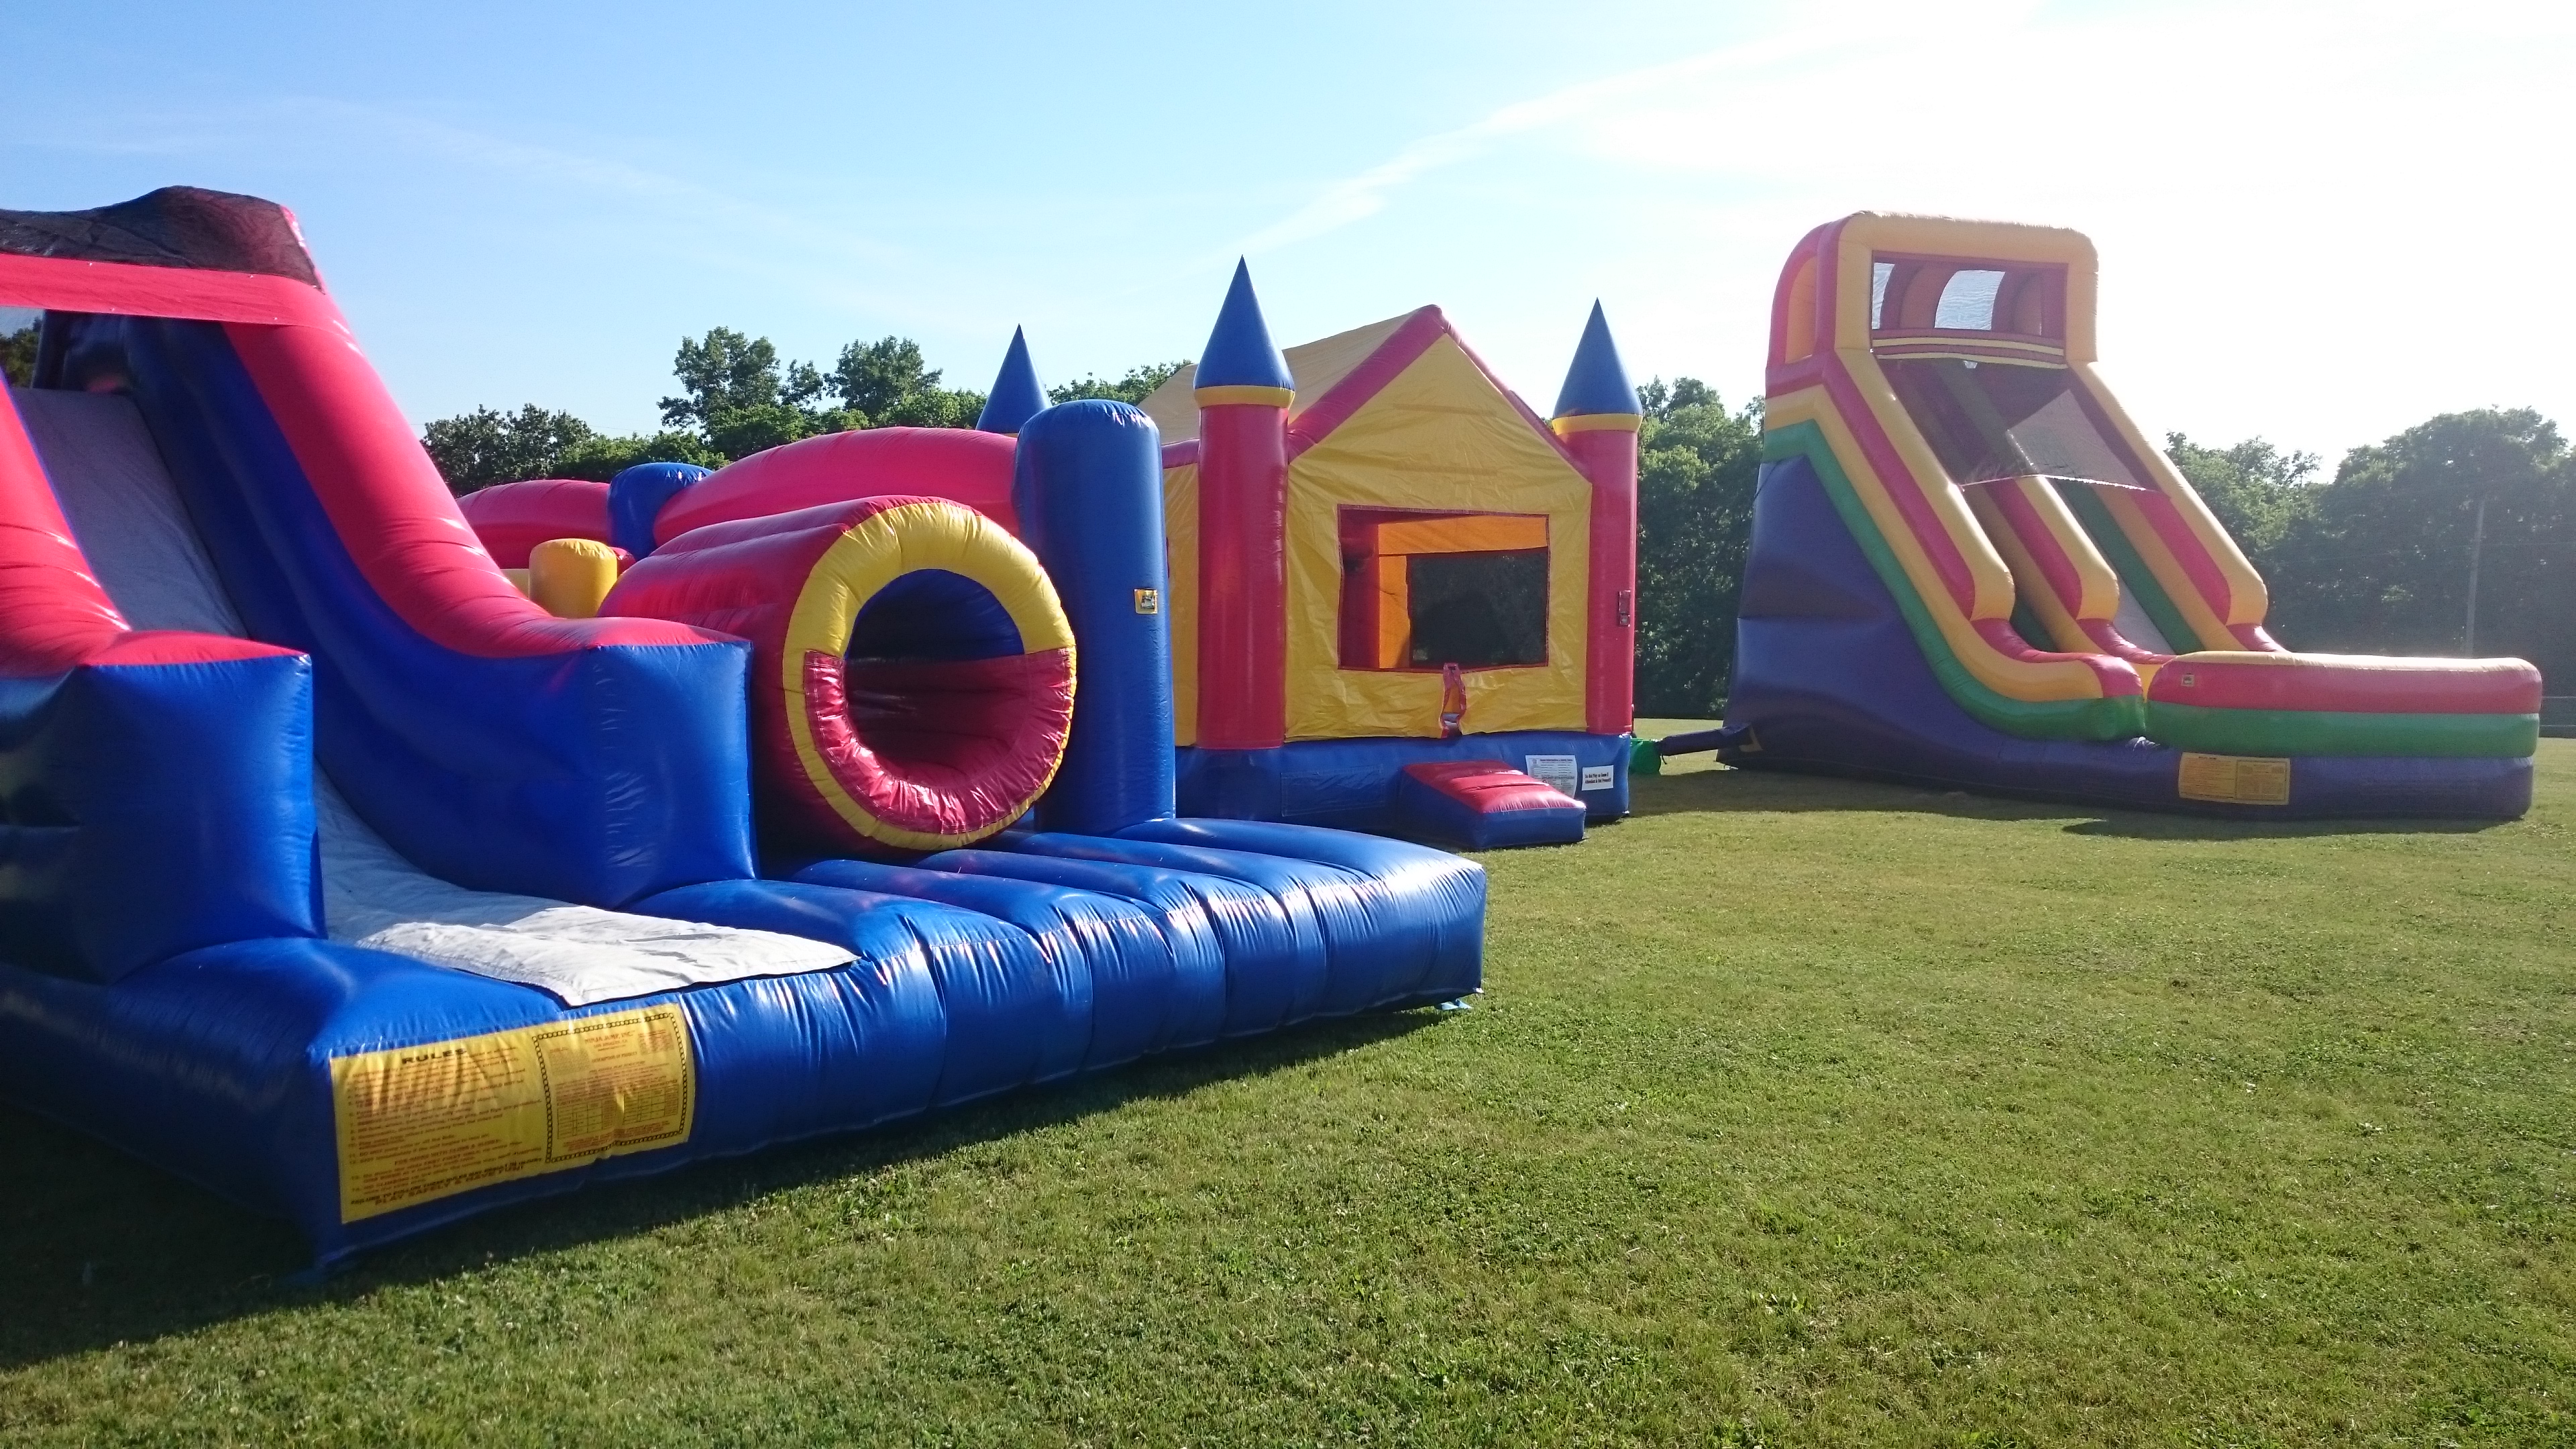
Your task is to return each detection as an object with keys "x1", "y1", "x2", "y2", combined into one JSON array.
[{"x1": 7, "y1": 0, "x2": 2569, "y2": 463}]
